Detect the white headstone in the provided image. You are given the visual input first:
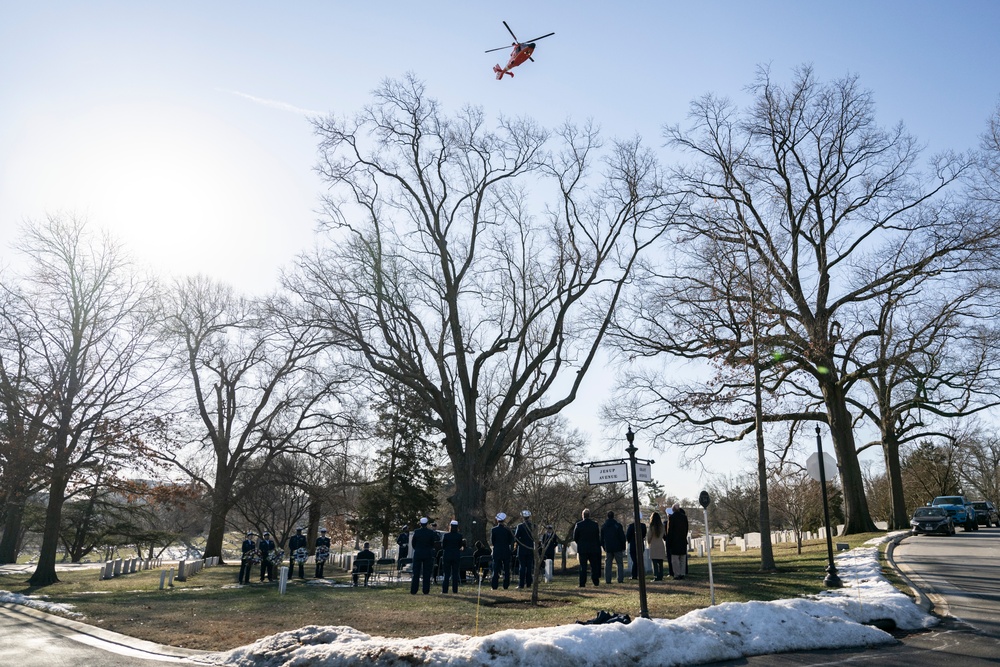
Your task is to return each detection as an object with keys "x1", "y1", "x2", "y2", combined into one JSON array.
[
  {"x1": 159, "y1": 569, "x2": 167, "y2": 590},
  {"x1": 545, "y1": 559, "x2": 553, "y2": 583},
  {"x1": 279, "y1": 566, "x2": 289, "y2": 595},
  {"x1": 113, "y1": 558, "x2": 122, "y2": 576},
  {"x1": 745, "y1": 532, "x2": 761, "y2": 548},
  {"x1": 177, "y1": 560, "x2": 187, "y2": 581}
]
